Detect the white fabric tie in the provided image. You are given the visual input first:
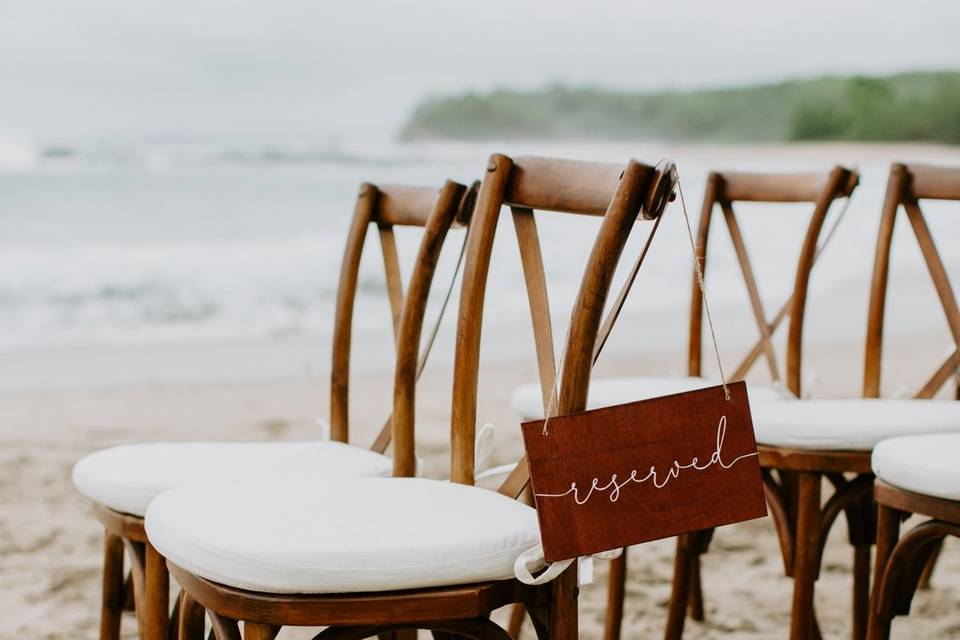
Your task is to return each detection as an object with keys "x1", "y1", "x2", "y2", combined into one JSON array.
[{"x1": 514, "y1": 544, "x2": 622, "y2": 585}]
